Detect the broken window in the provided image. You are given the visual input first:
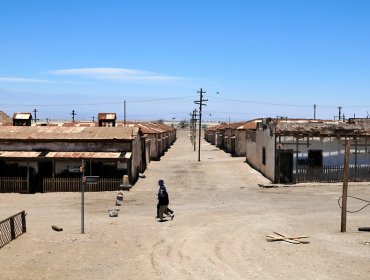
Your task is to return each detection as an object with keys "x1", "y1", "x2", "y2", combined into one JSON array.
[{"x1": 308, "y1": 150, "x2": 323, "y2": 167}]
